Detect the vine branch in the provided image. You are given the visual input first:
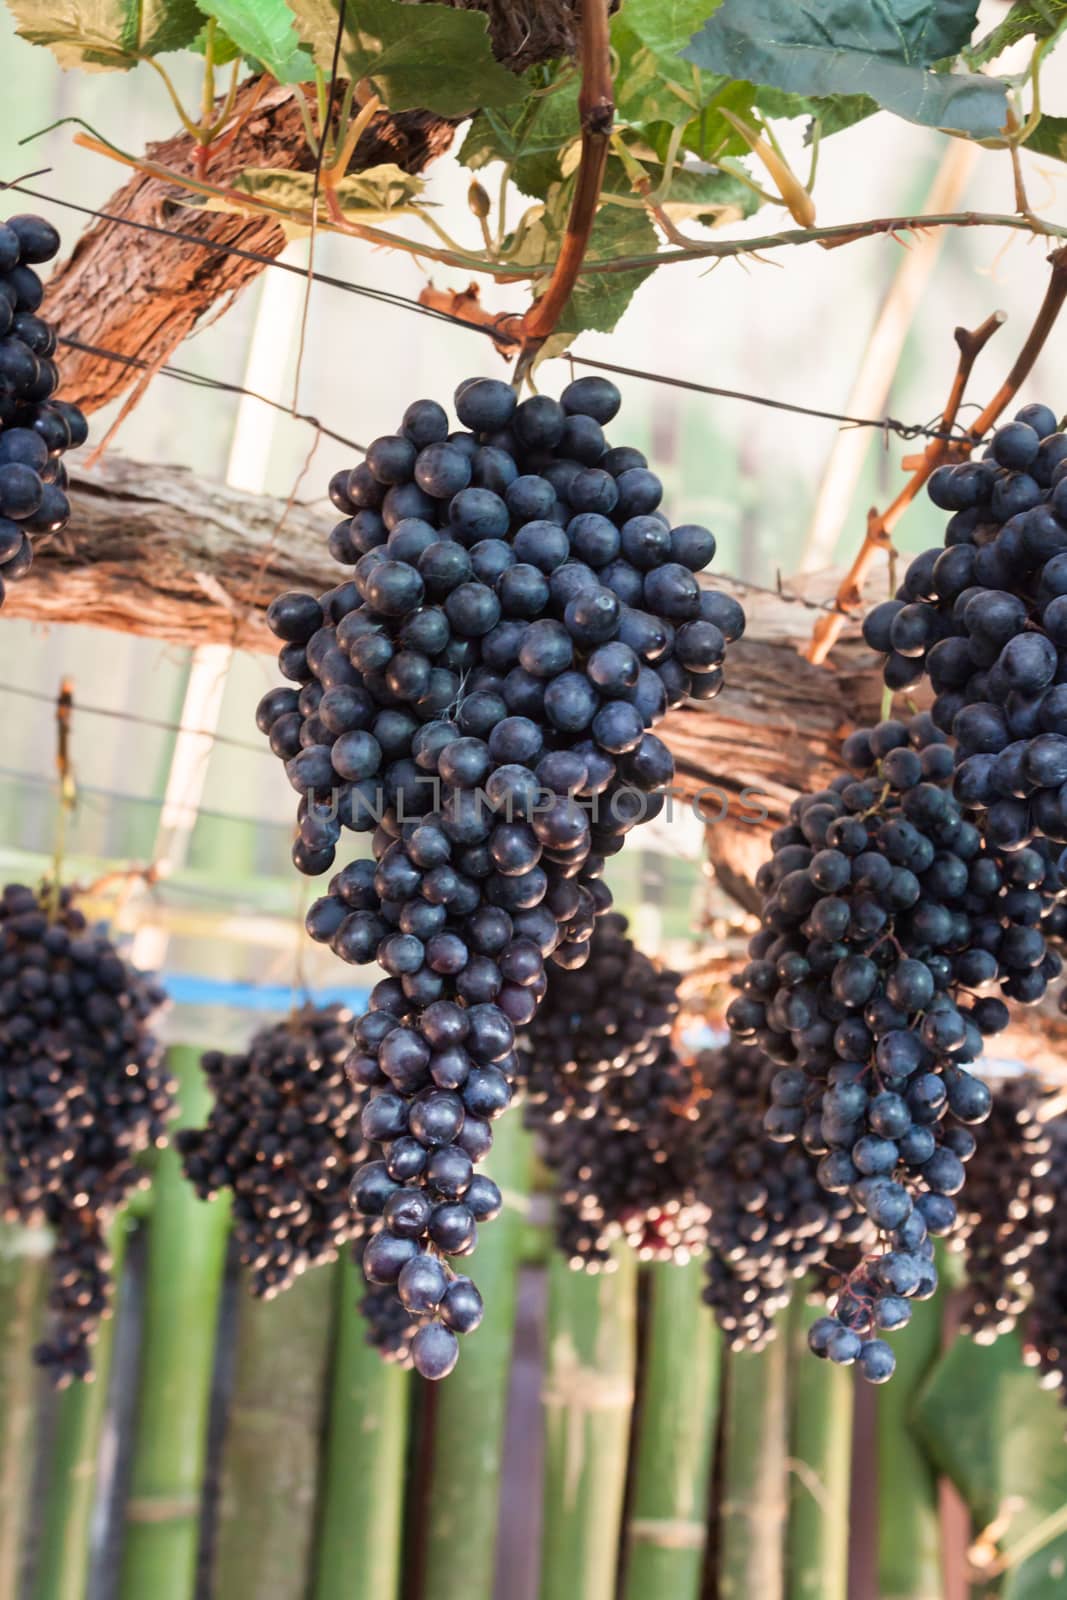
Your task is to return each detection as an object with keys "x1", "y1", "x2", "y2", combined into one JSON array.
[
  {"x1": 512, "y1": 0, "x2": 613, "y2": 355},
  {"x1": 805, "y1": 247, "x2": 1067, "y2": 665}
]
